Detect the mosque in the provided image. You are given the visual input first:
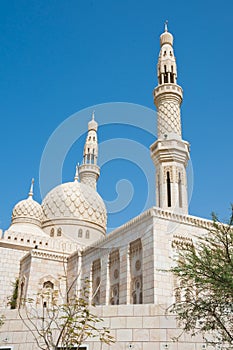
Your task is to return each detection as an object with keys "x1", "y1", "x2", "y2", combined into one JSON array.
[{"x1": 0, "y1": 25, "x2": 215, "y2": 349}]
